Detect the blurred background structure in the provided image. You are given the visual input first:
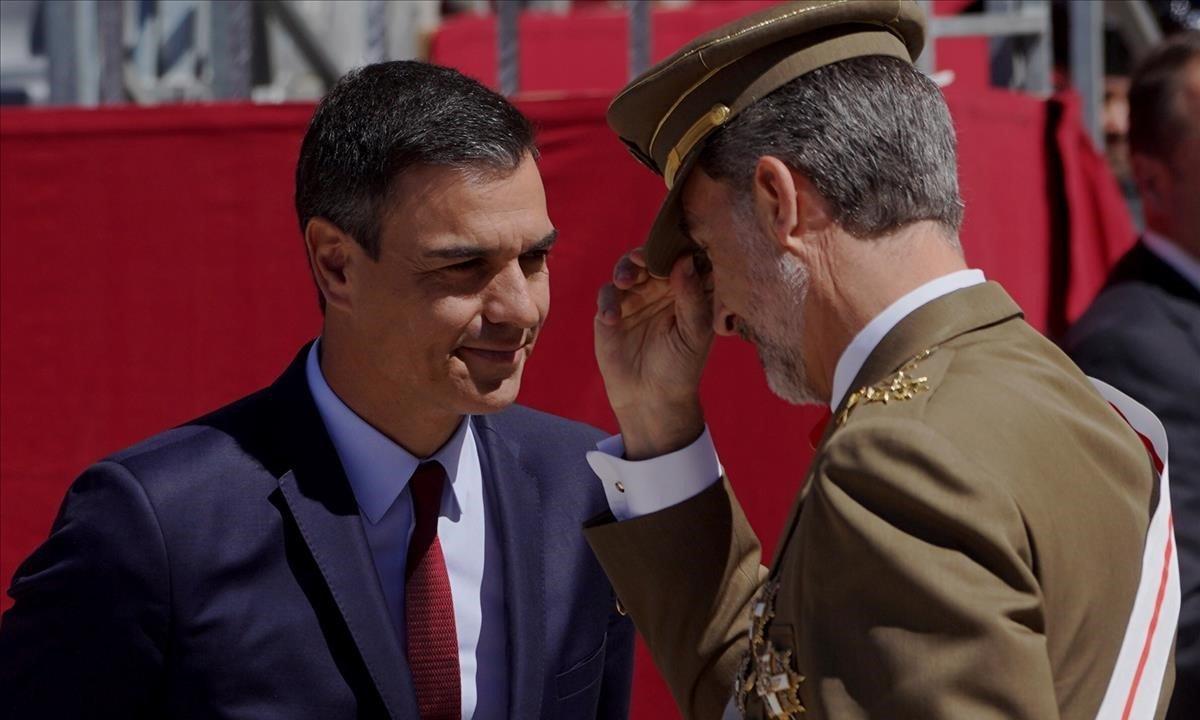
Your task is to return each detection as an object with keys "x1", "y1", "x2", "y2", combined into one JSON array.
[
  {"x1": 2, "y1": 0, "x2": 1197, "y2": 200},
  {"x1": 2, "y1": 0, "x2": 1197, "y2": 221},
  {"x1": 2, "y1": 2, "x2": 1198, "y2": 718},
  {"x1": 0, "y1": 2, "x2": 1195, "y2": 112}
]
